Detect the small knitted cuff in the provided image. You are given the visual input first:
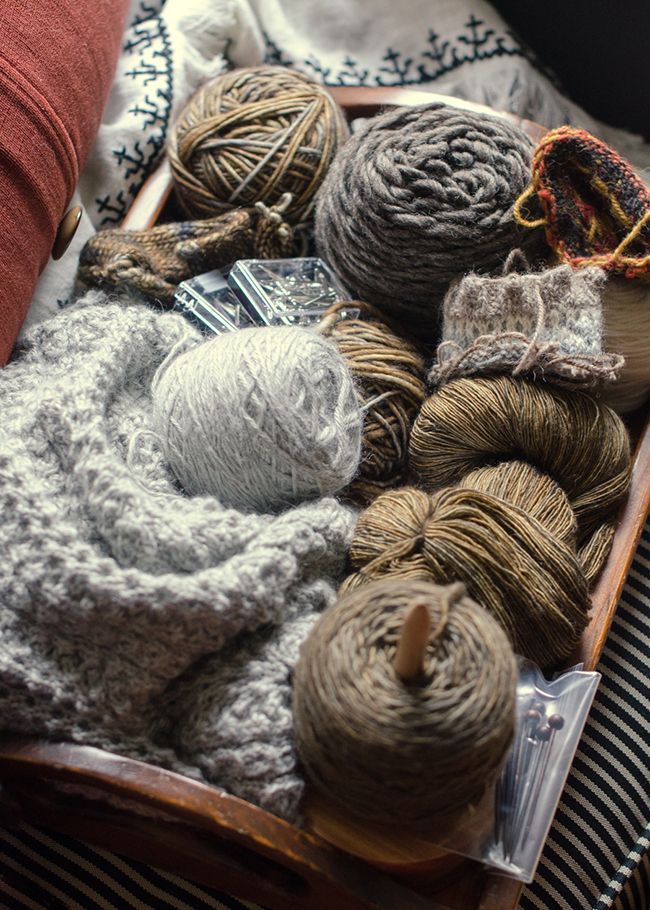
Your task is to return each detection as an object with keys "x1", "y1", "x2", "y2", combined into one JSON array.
[
  {"x1": 430, "y1": 253, "x2": 623, "y2": 389},
  {"x1": 513, "y1": 126, "x2": 650, "y2": 279},
  {"x1": 77, "y1": 197, "x2": 294, "y2": 304}
]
